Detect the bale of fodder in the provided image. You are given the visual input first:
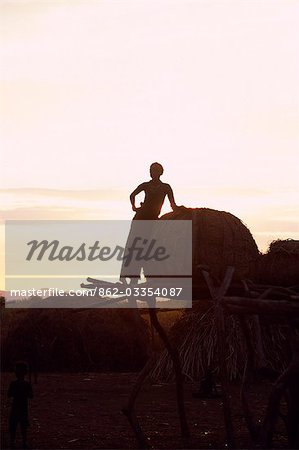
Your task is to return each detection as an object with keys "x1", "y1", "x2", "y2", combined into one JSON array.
[
  {"x1": 159, "y1": 207, "x2": 260, "y2": 295},
  {"x1": 1, "y1": 309, "x2": 148, "y2": 372},
  {"x1": 151, "y1": 304, "x2": 290, "y2": 382},
  {"x1": 258, "y1": 239, "x2": 299, "y2": 287}
]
